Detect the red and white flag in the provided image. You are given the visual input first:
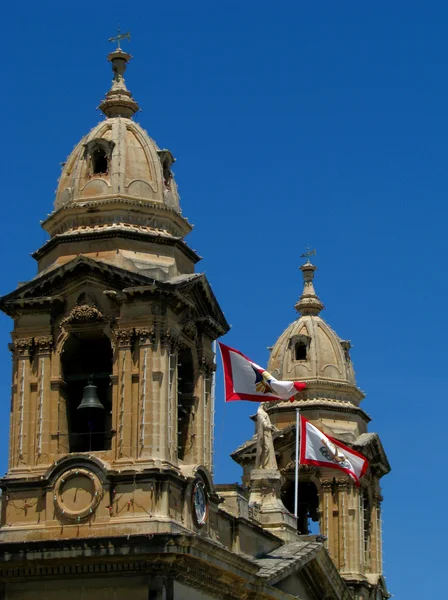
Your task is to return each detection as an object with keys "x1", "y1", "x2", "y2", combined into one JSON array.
[
  {"x1": 300, "y1": 415, "x2": 368, "y2": 485},
  {"x1": 218, "y1": 342, "x2": 307, "y2": 402}
]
